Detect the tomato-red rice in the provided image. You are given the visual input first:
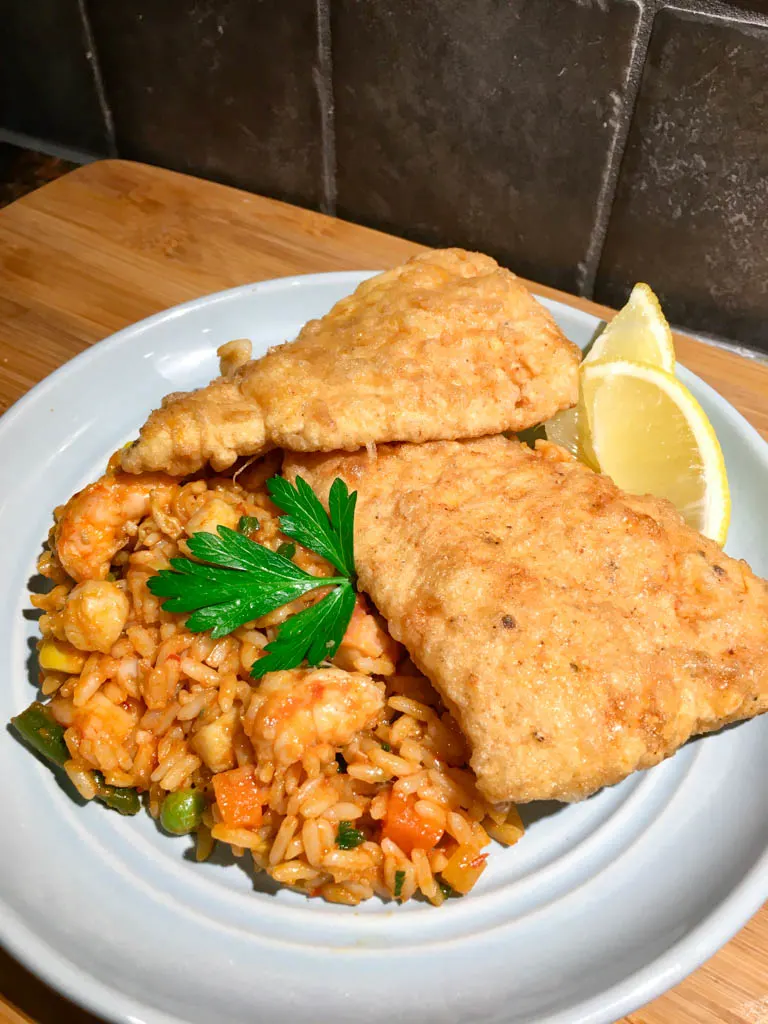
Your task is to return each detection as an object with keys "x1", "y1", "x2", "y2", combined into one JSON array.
[{"x1": 32, "y1": 464, "x2": 524, "y2": 905}]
